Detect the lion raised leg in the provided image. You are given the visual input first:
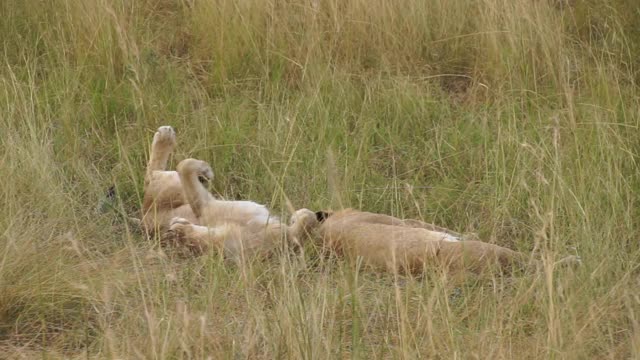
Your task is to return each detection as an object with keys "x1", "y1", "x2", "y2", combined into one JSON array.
[
  {"x1": 145, "y1": 125, "x2": 177, "y2": 184},
  {"x1": 141, "y1": 126, "x2": 198, "y2": 236}
]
